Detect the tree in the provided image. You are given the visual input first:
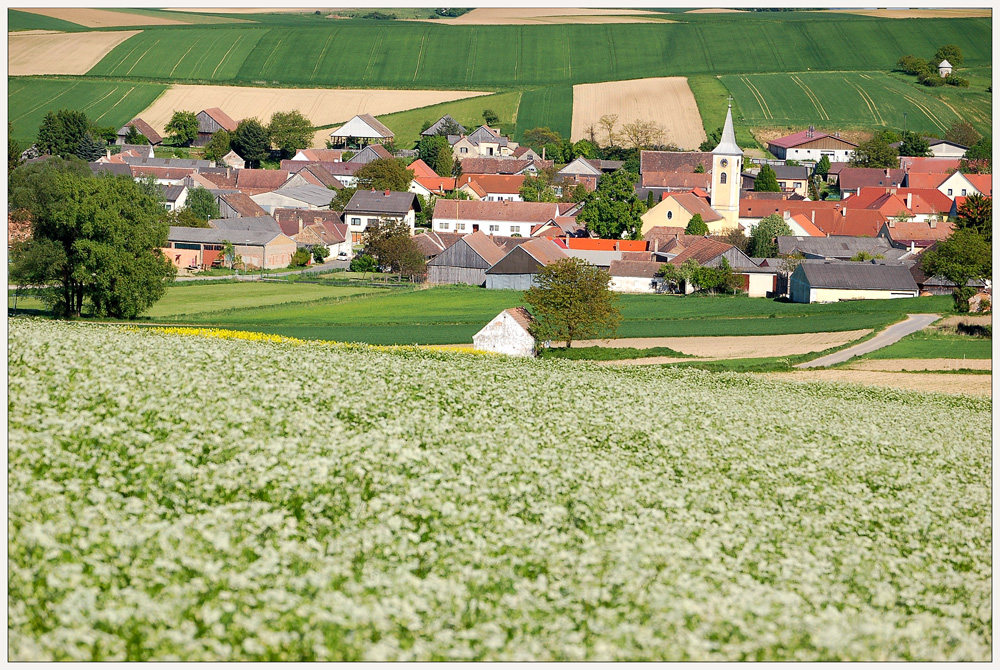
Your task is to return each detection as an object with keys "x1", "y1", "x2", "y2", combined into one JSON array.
[
  {"x1": 575, "y1": 169, "x2": 647, "y2": 239},
  {"x1": 920, "y1": 229, "x2": 991, "y2": 311},
  {"x1": 934, "y1": 44, "x2": 963, "y2": 66},
  {"x1": 895, "y1": 54, "x2": 931, "y2": 76},
  {"x1": 361, "y1": 218, "x2": 424, "y2": 280},
  {"x1": 8, "y1": 157, "x2": 176, "y2": 318},
  {"x1": 204, "y1": 129, "x2": 231, "y2": 165},
  {"x1": 944, "y1": 121, "x2": 981, "y2": 148},
  {"x1": 354, "y1": 158, "x2": 415, "y2": 192},
  {"x1": 415, "y1": 194, "x2": 432, "y2": 227},
  {"x1": 685, "y1": 213, "x2": 709, "y2": 235},
  {"x1": 330, "y1": 186, "x2": 357, "y2": 211},
  {"x1": 162, "y1": 208, "x2": 210, "y2": 228},
  {"x1": 164, "y1": 110, "x2": 199, "y2": 147},
  {"x1": 268, "y1": 110, "x2": 313, "y2": 158},
  {"x1": 9, "y1": 122, "x2": 23, "y2": 173},
  {"x1": 754, "y1": 164, "x2": 781, "y2": 192},
  {"x1": 417, "y1": 134, "x2": 452, "y2": 176},
  {"x1": 521, "y1": 127, "x2": 563, "y2": 151},
  {"x1": 898, "y1": 131, "x2": 931, "y2": 157},
  {"x1": 519, "y1": 174, "x2": 558, "y2": 203},
  {"x1": 186, "y1": 186, "x2": 220, "y2": 222},
  {"x1": 718, "y1": 228, "x2": 750, "y2": 255},
  {"x1": 598, "y1": 114, "x2": 619, "y2": 147},
  {"x1": 124, "y1": 124, "x2": 148, "y2": 145},
  {"x1": 964, "y1": 137, "x2": 991, "y2": 162},
  {"x1": 561, "y1": 183, "x2": 589, "y2": 204},
  {"x1": 849, "y1": 134, "x2": 899, "y2": 169},
  {"x1": 231, "y1": 118, "x2": 270, "y2": 168},
  {"x1": 435, "y1": 117, "x2": 463, "y2": 137},
  {"x1": 646, "y1": 191, "x2": 655, "y2": 208},
  {"x1": 849, "y1": 251, "x2": 885, "y2": 262},
  {"x1": 289, "y1": 247, "x2": 311, "y2": 267},
  {"x1": 699, "y1": 126, "x2": 722, "y2": 152},
  {"x1": 483, "y1": 109, "x2": 500, "y2": 126},
  {"x1": 572, "y1": 139, "x2": 599, "y2": 159},
  {"x1": 75, "y1": 132, "x2": 106, "y2": 162},
  {"x1": 747, "y1": 213, "x2": 792, "y2": 258},
  {"x1": 523, "y1": 257, "x2": 621, "y2": 348},
  {"x1": 815, "y1": 154, "x2": 831, "y2": 177},
  {"x1": 620, "y1": 119, "x2": 666, "y2": 149},
  {"x1": 311, "y1": 245, "x2": 330, "y2": 263},
  {"x1": 37, "y1": 109, "x2": 90, "y2": 158},
  {"x1": 955, "y1": 193, "x2": 992, "y2": 242},
  {"x1": 350, "y1": 254, "x2": 377, "y2": 276}
]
